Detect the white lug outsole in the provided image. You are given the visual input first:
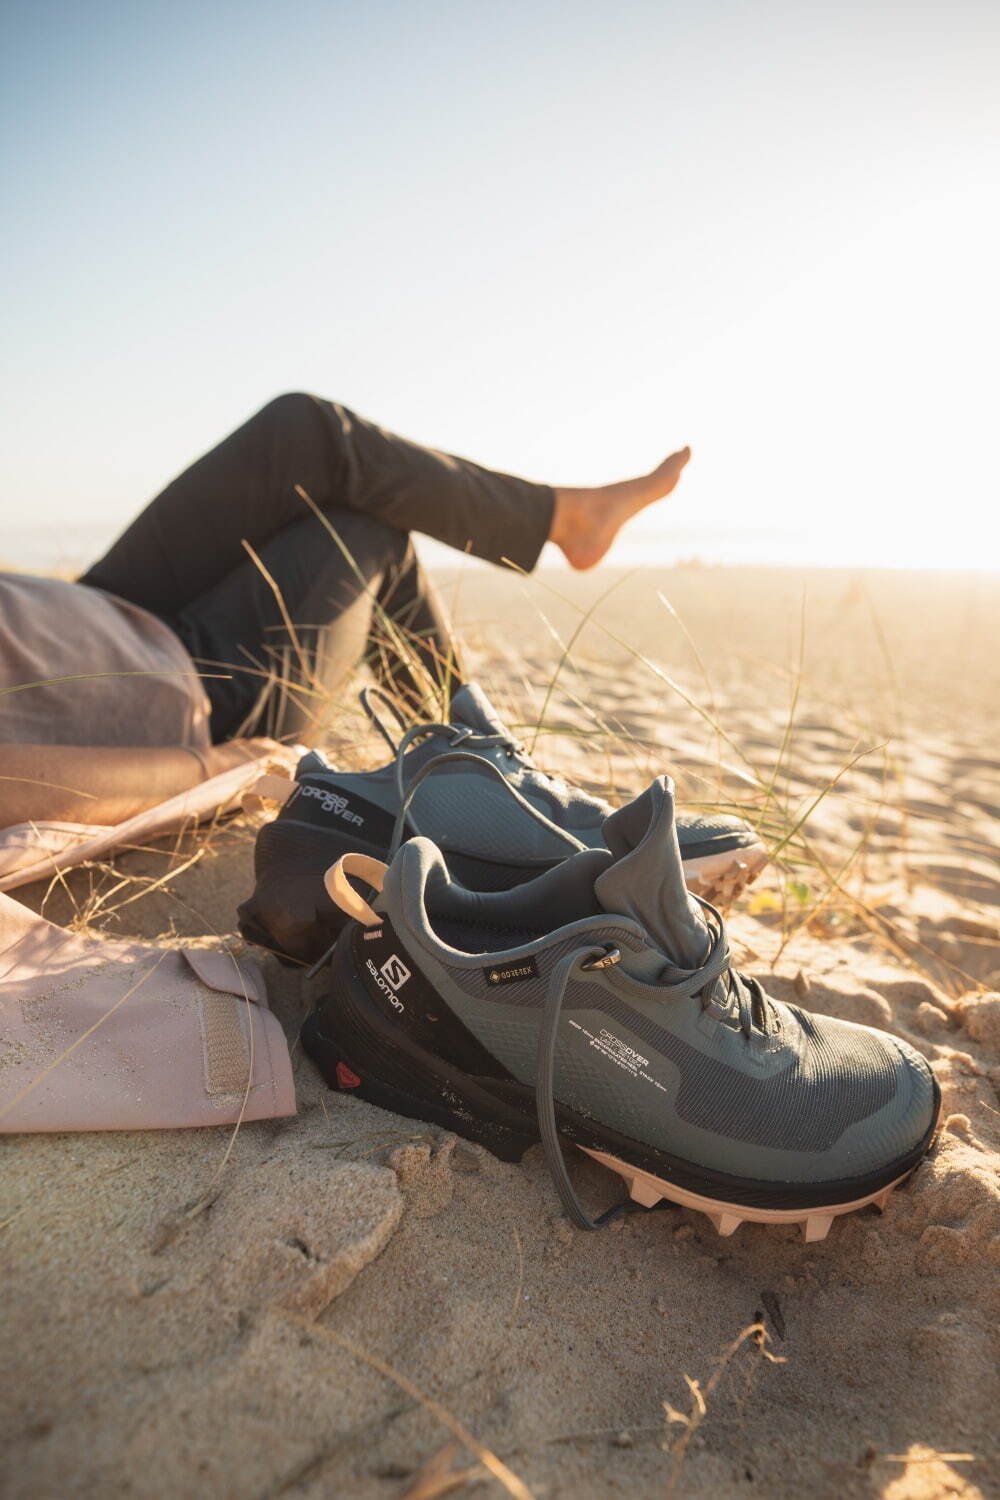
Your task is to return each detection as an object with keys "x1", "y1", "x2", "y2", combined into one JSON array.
[
  {"x1": 580, "y1": 1146, "x2": 913, "y2": 1241},
  {"x1": 682, "y1": 845, "x2": 769, "y2": 907}
]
